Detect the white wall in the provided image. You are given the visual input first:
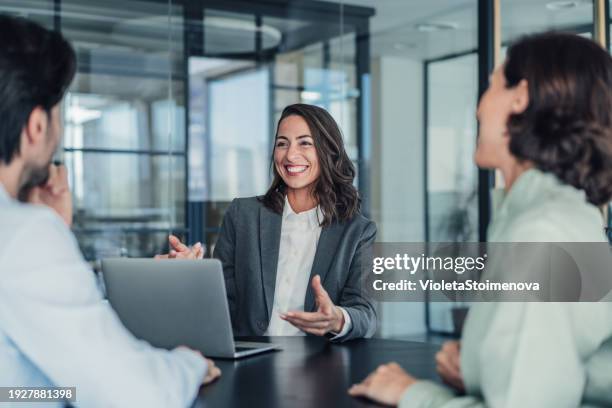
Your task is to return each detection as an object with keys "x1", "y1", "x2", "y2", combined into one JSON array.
[{"x1": 371, "y1": 56, "x2": 426, "y2": 338}]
